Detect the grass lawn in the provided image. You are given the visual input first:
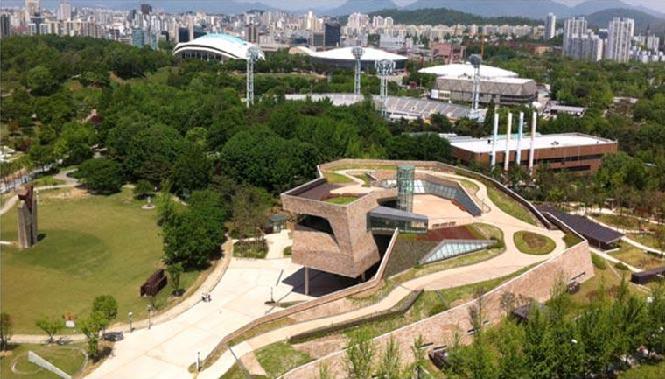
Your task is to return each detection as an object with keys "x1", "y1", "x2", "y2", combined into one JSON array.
[
  {"x1": 31, "y1": 175, "x2": 66, "y2": 187},
  {"x1": 323, "y1": 172, "x2": 353, "y2": 184},
  {"x1": 628, "y1": 232, "x2": 663, "y2": 250},
  {"x1": 593, "y1": 214, "x2": 640, "y2": 229},
  {"x1": 0, "y1": 187, "x2": 199, "y2": 333},
  {"x1": 620, "y1": 361, "x2": 665, "y2": 379},
  {"x1": 325, "y1": 195, "x2": 358, "y2": 205},
  {"x1": 1, "y1": 343, "x2": 87, "y2": 379},
  {"x1": 458, "y1": 179, "x2": 480, "y2": 194},
  {"x1": 564, "y1": 233, "x2": 584, "y2": 248},
  {"x1": 513, "y1": 231, "x2": 556, "y2": 255},
  {"x1": 255, "y1": 342, "x2": 312, "y2": 378},
  {"x1": 486, "y1": 186, "x2": 537, "y2": 226},
  {"x1": 608, "y1": 242, "x2": 665, "y2": 271},
  {"x1": 234, "y1": 240, "x2": 268, "y2": 259}
]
